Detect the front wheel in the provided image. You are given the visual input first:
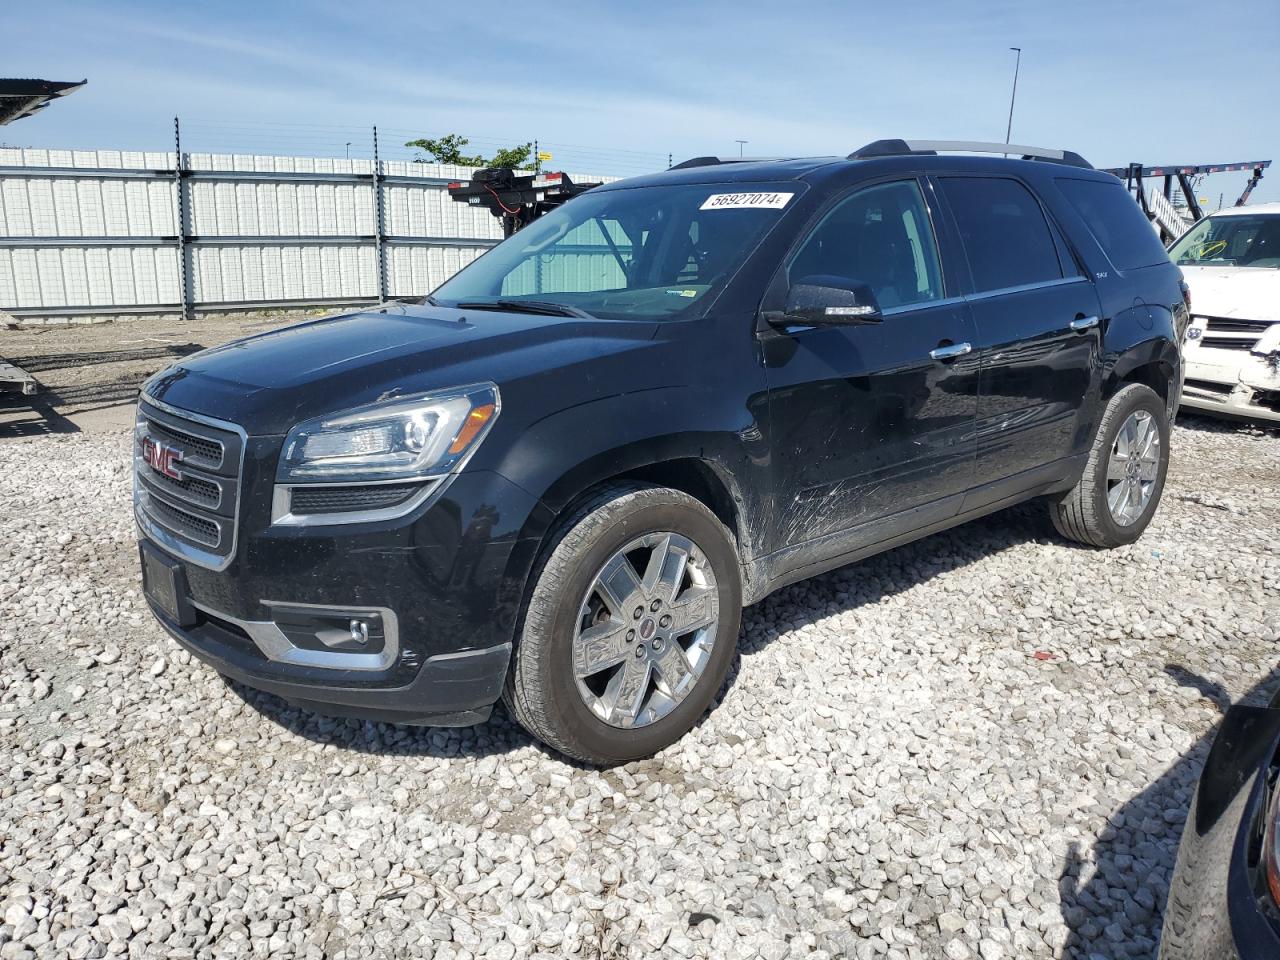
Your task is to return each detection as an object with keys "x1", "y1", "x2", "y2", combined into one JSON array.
[
  {"x1": 1049, "y1": 382, "x2": 1170, "y2": 547},
  {"x1": 504, "y1": 483, "x2": 742, "y2": 765}
]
